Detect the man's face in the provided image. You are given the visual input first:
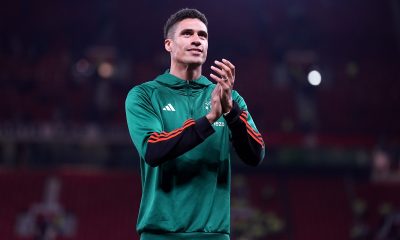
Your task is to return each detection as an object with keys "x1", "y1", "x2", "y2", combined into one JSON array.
[{"x1": 165, "y1": 18, "x2": 208, "y2": 66}]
